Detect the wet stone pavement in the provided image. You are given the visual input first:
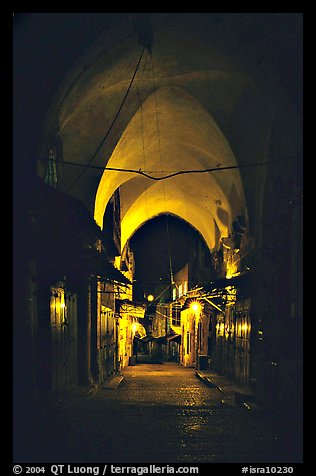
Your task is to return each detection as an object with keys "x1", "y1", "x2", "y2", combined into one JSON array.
[{"x1": 29, "y1": 363, "x2": 298, "y2": 464}]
